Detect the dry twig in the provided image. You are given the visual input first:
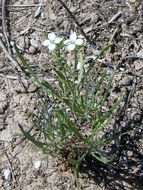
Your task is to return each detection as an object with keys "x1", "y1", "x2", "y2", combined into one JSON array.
[
  {"x1": 0, "y1": 38, "x2": 21, "y2": 71},
  {"x1": 0, "y1": 38, "x2": 29, "y2": 90},
  {"x1": 2, "y1": 0, "x2": 11, "y2": 54},
  {"x1": 56, "y1": 0, "x2": 96, "y2": 49},
  {"x1": 4, "y1": 151, "x2": 18, "y2": 184},
  {"x1": 0, "y1": 4, "x2": 46, "y2": 8}
]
